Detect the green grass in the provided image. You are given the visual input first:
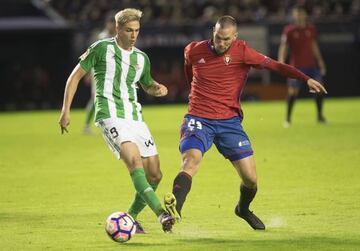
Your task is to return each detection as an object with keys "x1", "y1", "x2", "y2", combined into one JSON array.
[{"x1": 0, "y1": 98, "x2": 360, "y2": 251}]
